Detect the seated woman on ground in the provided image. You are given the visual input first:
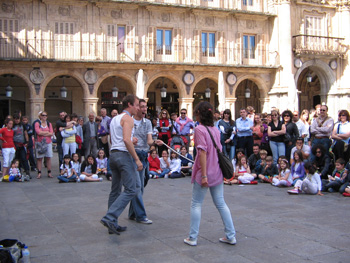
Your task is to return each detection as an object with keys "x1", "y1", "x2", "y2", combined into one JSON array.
[
  {"x1": 290, "y1": 150, "x2": 305, "y2": 185},
  {"x1": 272, "y1": 158, "x2": 292, "y2": 187},
  {"x1": 258, "y1": 156, "x2": 279, "y2": 183},
  {"x1": 96, "y1": 149, "x2": 109, "y2": 180},
  {"x1": 312, "y1": 144, "x2": 331, "y2": 180},
  {"x1": 80, "y1": 155, "x2": 103, "y2": 182},
  {"x1": 179, "y1": 146, "x2": 193, "y2": 176},
  {"x1": 225, "y1": 148, "x2": 245, "y2": 185},
  {"x1": 236, "y1": 156, "x2": 257, "y2": 184},
  {"x1": 168, "y1": 150, "x2": 182, "y2": 178},
  {"x1": 288, "y1": 161, "x2": 323, "y2": 195},
  {"x1": 148, "y1": 149, "x2": 169, "y2": 178},
  {"x1": 58, "y1": 154, "x2": 77, "y2": 183},
  {"x1": 159, "y1": 150, "x2": 171, "y2": 178}
]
